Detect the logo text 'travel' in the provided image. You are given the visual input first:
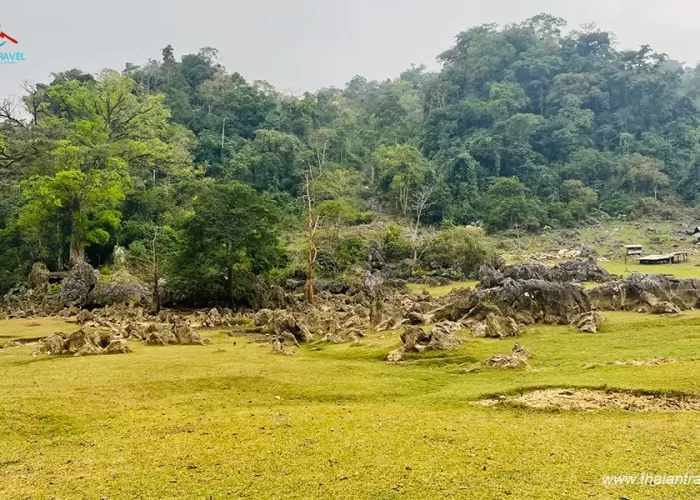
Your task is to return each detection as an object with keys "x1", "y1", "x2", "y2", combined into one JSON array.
[{"x1": 0, "y1": 28, "x2": 25, "y2": 64}]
